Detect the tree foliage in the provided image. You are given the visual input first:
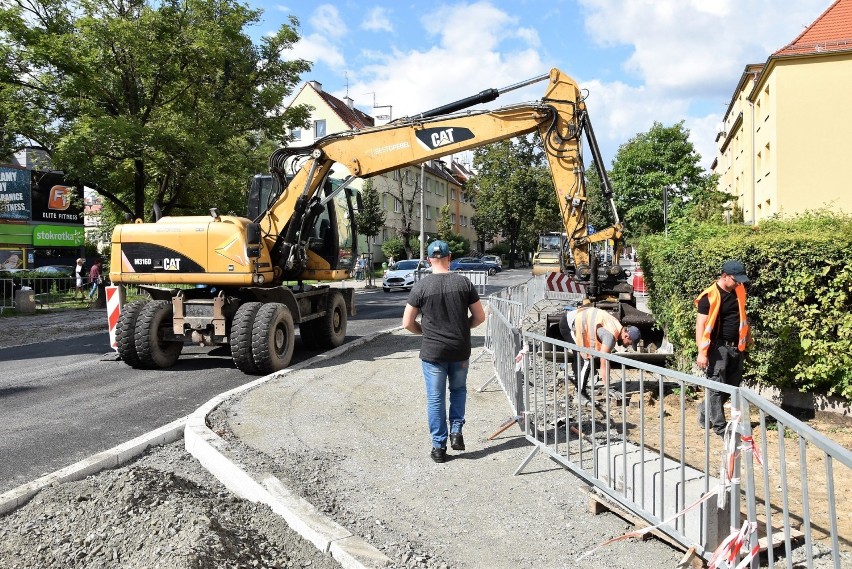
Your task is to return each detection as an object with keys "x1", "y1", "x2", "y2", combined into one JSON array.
[
  {"x1": 384, "y1": 169, "x2": 421, "y2": 260},
  {"x1": 641, "y1": 211, "x2": 852, "y2": 400},
  {"x1": 355, "y1": 179, "x2": 385, "y2": 240},
  {"x1": 0, "y1": 0, "x2": 311, "y2": 222},
  {"x1": 609, "y1": 121, "x2": 724, "y2": 237},
  {"x1": 470, "y1": 137, "x2": 557, "y2": 268}
]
